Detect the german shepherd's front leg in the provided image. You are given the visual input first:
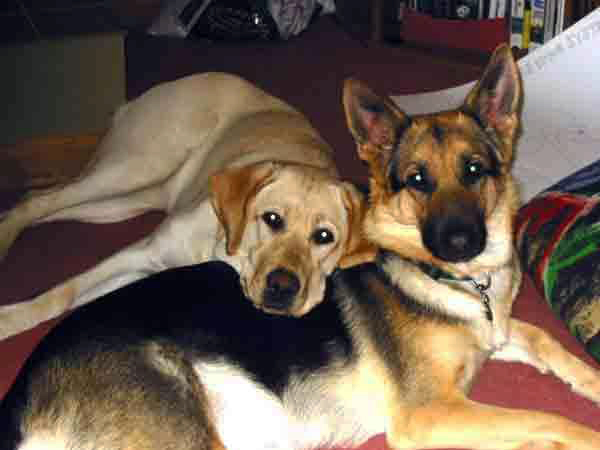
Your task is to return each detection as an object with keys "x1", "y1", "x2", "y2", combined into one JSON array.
[
  {"x1": 387, "y1": 396, "x2": 600, "y2": 450},
  {"x1": 492, "y1": 319, "x2": 600, "y2": 404}
]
